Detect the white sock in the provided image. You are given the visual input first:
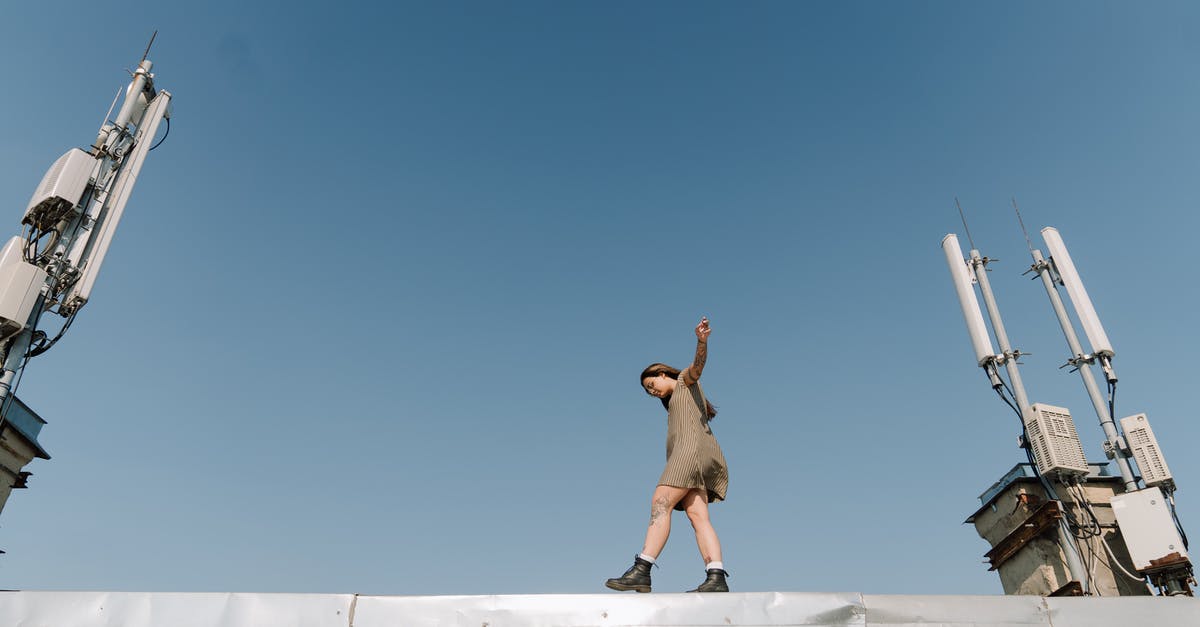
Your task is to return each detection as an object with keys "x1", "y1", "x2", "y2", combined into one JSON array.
[
  {"x1": 638, "y1": 553, "x2": 657, "y2": 564},
  {"x1": 706, "y1": 561, "x2": 724, "y2": 571}
]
